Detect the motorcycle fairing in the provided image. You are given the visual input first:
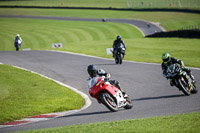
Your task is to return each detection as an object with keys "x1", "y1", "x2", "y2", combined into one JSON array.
[
  {"x1": 114, "y1": 91, "x2": 127, "y2": 108},
  {"x1": 89, "y1": 77, "x2": 119, "y2": 99}
]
